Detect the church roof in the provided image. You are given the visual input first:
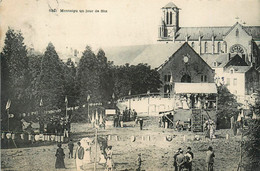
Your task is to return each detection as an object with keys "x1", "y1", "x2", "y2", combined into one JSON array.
[
  {"x1": 132, "y1": 43, "x2": 183, "y2": 68},
  {"x1": 103, "y1": 43, "x2": 184, "y2": 68},
  {"x1": 176, "y1": 27, "x2": 230, "y2": 41},
  {"x1": 162, "y1": 2, "x2": 178, "y2": 9},
  {"x1": 244, "y1": 26, "x2": 260, "y2": 40},
  {"x1": 175, "y1": 24, "x2": 260, "y2": 41},
  {"x1": 102, "y1": 44, "x2": 150, "y2": 66}
]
